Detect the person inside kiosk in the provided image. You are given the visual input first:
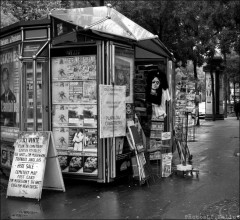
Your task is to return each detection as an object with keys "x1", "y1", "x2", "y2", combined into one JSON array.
[{"x1": 145, "y1": 69, "x2": 170, "y2": 119}]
